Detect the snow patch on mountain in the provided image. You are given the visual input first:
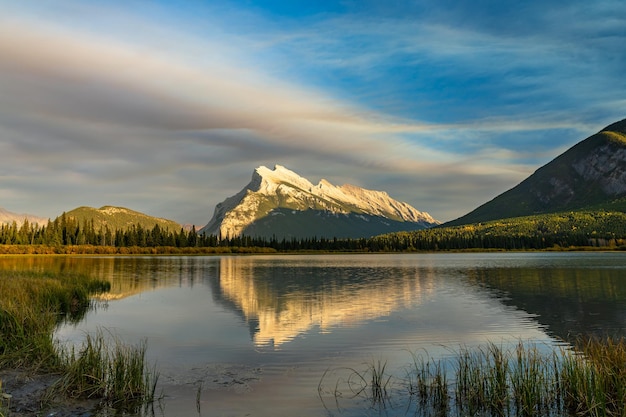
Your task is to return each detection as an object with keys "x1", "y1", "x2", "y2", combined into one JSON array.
[{"x1": 201, "y1": 165, "x2": 439, "y2": 239}]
